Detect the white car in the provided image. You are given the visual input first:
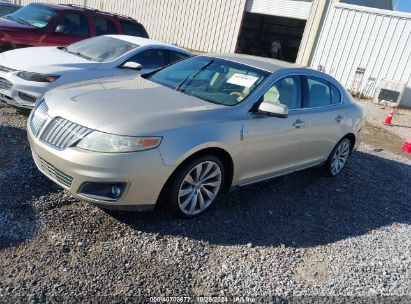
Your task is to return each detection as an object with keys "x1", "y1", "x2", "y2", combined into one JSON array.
[{"x1": 0, "y1": 35, "x2": 192, "y2": 109}]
